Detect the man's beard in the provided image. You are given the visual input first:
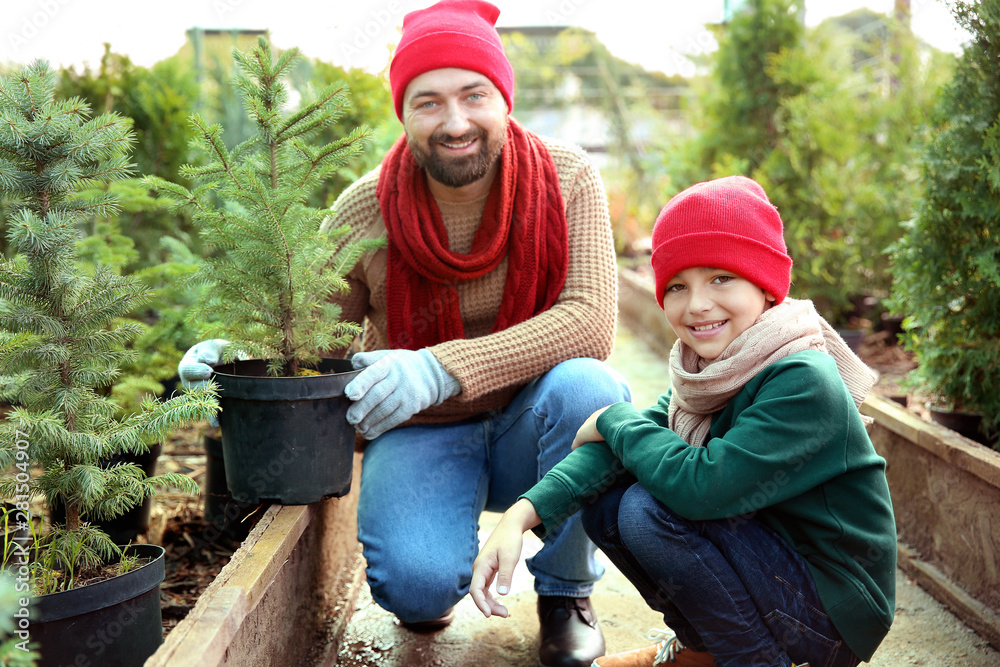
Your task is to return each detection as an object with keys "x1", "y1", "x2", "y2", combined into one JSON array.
[{"x1": 408, "y1": 121, "x2": 508, "y2": 188}]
